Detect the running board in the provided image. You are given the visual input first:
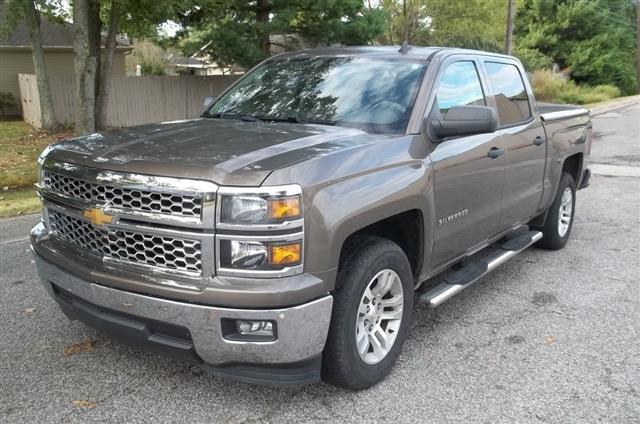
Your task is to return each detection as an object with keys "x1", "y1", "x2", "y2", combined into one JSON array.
[{"x1": 419, "y1": 230, "x2": 543, "y2": 308}]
